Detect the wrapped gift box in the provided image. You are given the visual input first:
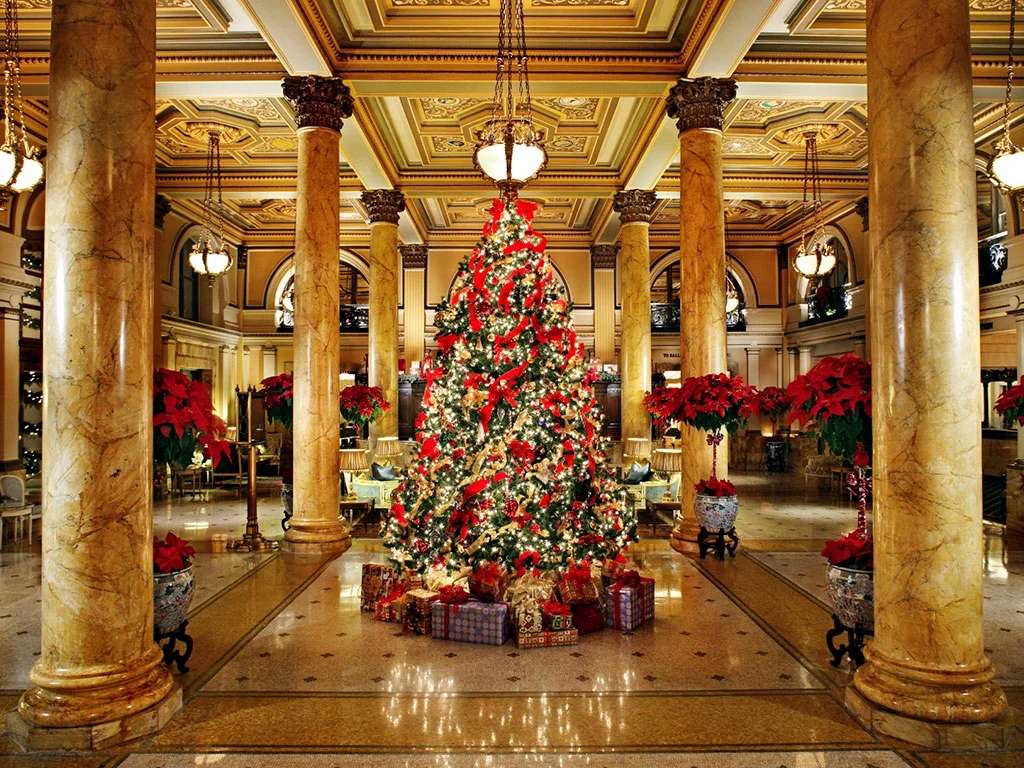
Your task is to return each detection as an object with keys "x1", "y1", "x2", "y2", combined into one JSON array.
[
  {"x1": 557, "y1": 565, "x2": 602, "y2": 605},
  {"x1": 605, "y1": 574, "x2": 655, "y2": 631},
  {"x1": 469, "y1": 563, "x2": 509, "y2": 603},
  {"x1": 506, "y1": 573, "x2": 557, "y2": 634},
  {"x1": 542, "y1": 600, "x2": 574, "y2": 631},
  {"x1": 361, "y1": 563, "x2": 398, "y2": 613},
  {"x1": 403, "y1": 588, "x2": 439, "y2": 635},
  {"x1": 571, "y1": 602, "x2": 605, "y2": 635},
  {"x1": 515, "y1": 628, "x2": 579, "y2": 649},
  {"x1": 374, "y1": 587, "x2": 407, "y2": 624},
  {"x1": 431, "y1": 599, "x2": 510, "y2": 645}
]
